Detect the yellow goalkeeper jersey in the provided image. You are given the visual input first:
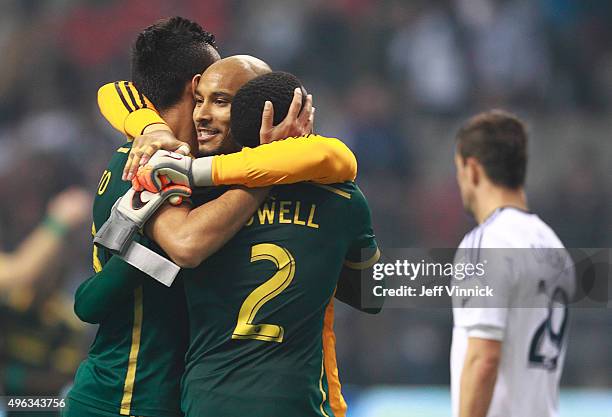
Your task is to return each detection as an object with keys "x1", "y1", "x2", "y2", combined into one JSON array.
[{"x1": 97, "y1": 81, "x2": 357, "y2": 188}]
